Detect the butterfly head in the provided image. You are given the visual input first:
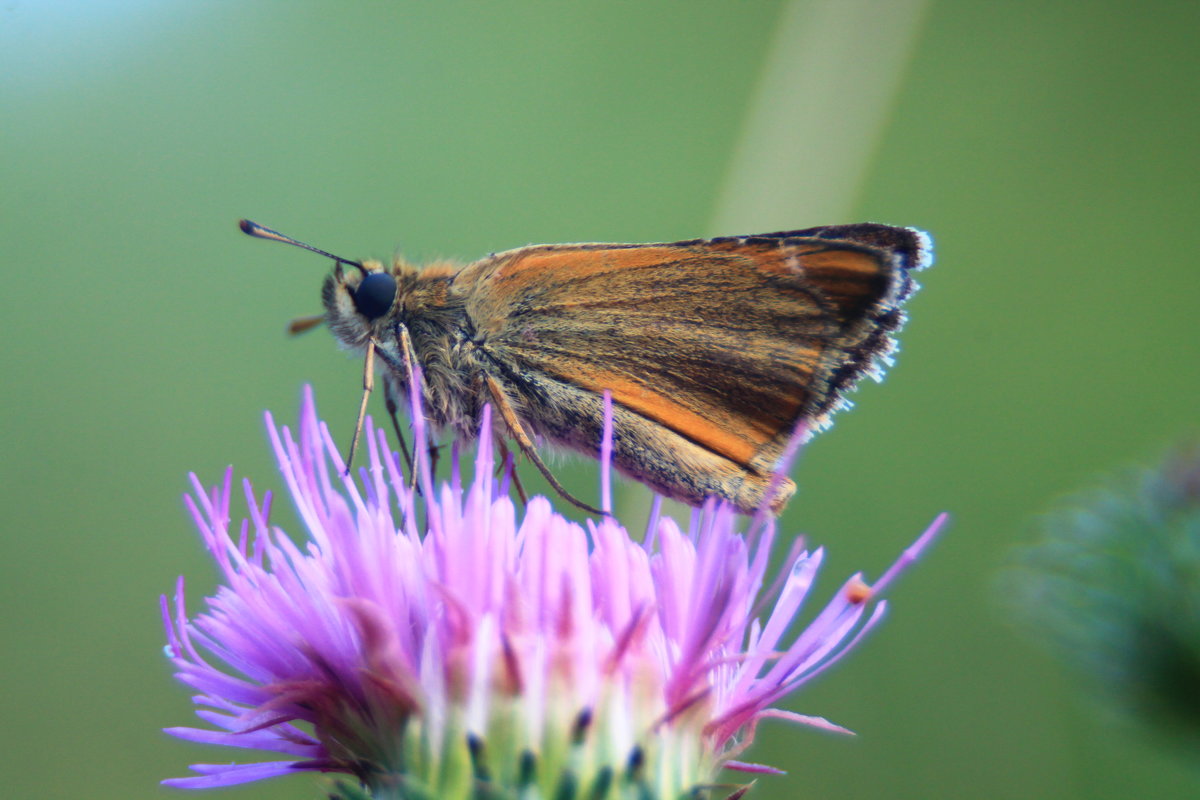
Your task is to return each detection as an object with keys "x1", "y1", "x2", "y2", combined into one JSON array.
[{"x1": 322, "y1": 259, "x2": 405, "y2": 347}]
